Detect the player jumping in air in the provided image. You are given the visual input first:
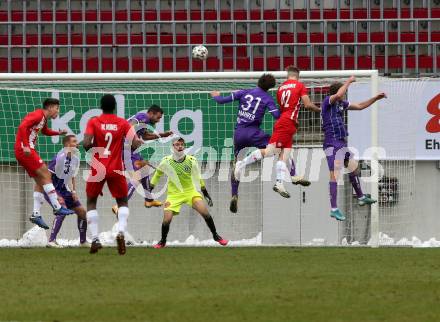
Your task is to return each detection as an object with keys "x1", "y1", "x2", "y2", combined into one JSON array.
[
  {"x1": 321, "y1": 76, "x2": 386, "y2": 221},
  {"x1": 150, "y1": 137, "x2": 228, "y2": 248},
  {"x1": 83, "y1": 94, "x2": 142, "y2": 255},
  {"x1": 42, "y1": 135, "x2": 88, "y2": 248},
  {"x1": 15, "y1": 98, "x2": 75, "y2": 230},
  {"x1": 112, "y1": 105, "x2": 173, "y2": 215},
  {"x1": 235, "y1": 66, "x2": 320, "y2": 198},
  {"x1": 211, "y1": 72, "x2": 307, "y2": 213}
]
